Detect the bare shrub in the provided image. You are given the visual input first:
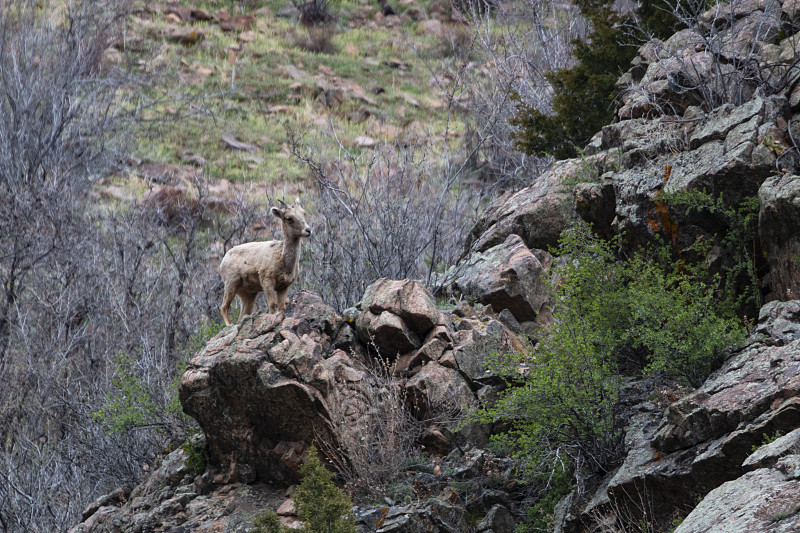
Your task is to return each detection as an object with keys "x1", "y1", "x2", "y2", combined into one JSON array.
[
  {"x1": 459, "y1": 0, "x2": 592, "y2": 188},
  {"x1": 289, "y1": 133, "x2": 484, "y2": 310},
  {"x1": 293, "y1": 0, "x2": 334, "y2": 26},
  {"x1": 323, "y1": 355, "x2": 463, "y2": 499},
  {"x1": 293, "y1": 23, "x2": 338, "y2": 54}
]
